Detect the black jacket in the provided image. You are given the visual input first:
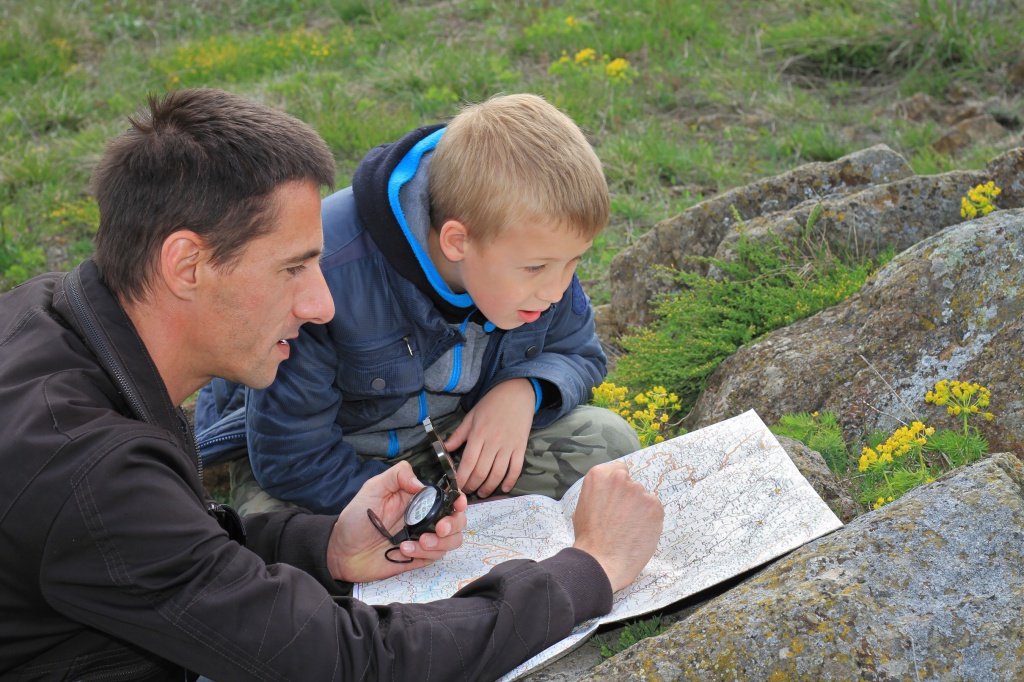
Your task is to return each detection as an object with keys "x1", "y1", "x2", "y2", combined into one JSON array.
[{"x1": 0, "y1": 261, "x2": 611, "y2": 681}]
